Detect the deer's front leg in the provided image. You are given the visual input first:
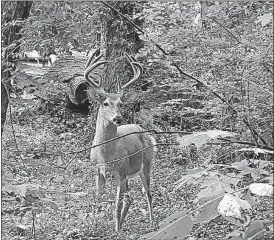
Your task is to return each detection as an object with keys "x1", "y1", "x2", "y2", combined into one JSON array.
[
  {"x1": 95, "y1": 166, "x2": 106, "y2": 196},
  {"x1": 115, "y1": 181, "x2": 125, "y2": 232},
  {"x1": 120, "y1": 180, "x2": 131, "y2": 227}
]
